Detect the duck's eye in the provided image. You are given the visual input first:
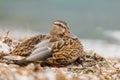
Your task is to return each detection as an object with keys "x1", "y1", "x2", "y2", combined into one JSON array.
[
  {"x1": 55, "y1": 24, "x2": 62, "y2": 27},
  {"x1": 58, "y1": 24, "x2": 62, "y2": 27}
]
